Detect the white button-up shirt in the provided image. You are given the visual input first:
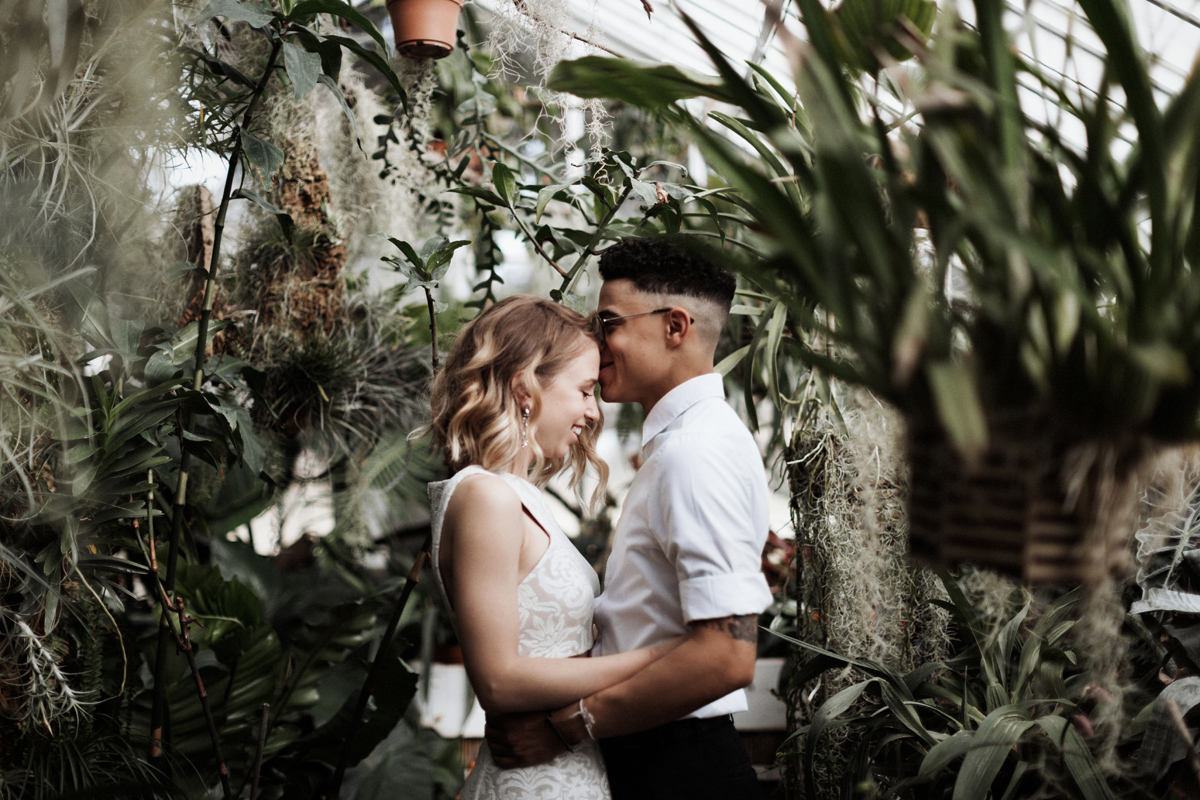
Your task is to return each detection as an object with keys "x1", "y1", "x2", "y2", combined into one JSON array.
[{"x1": 593, "y1": 373, "x2": 773, "y2": 719}]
